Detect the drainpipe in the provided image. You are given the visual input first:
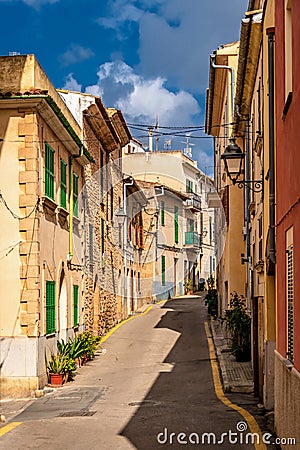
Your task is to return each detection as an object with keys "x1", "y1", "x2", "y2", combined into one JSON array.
[
  {"x1": 68, "y1": 147, "x2": 83, "y2": 262},
  {"x1": 267, "y1": 28, "x2": 276, "y2": 271},
  {"x1": 210, "y1": 53, "x2": 235, "y2": 133}
]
